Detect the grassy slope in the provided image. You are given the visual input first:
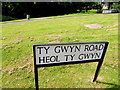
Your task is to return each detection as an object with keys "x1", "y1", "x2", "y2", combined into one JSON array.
[
  {"x1": 1, "y1": 10, "x2": 97, "y2": 24},
  {"x1": 2, "y1": 13, "x2": 118, "y2": 88}
]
